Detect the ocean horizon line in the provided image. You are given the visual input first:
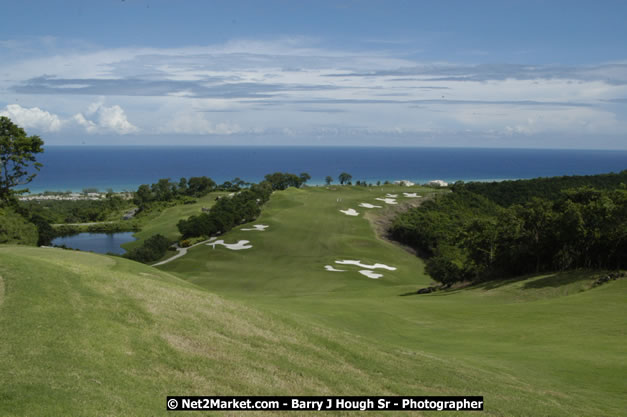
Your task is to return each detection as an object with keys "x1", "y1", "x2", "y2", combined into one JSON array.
[{"x1": 42, "y1": 144, "x2": 627, "y2": 152}]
